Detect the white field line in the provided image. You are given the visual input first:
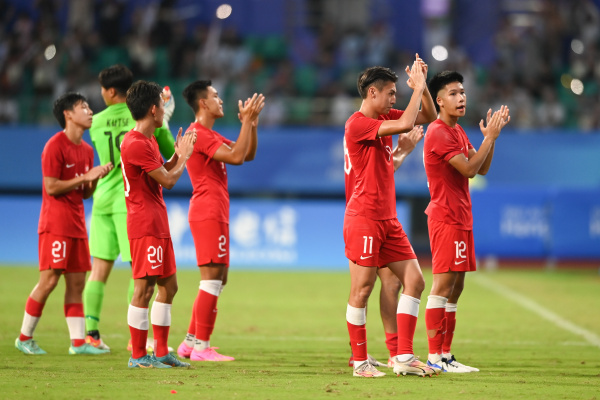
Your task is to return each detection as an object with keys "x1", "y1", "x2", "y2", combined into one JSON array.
[{"x1": 472, "y1": 274, "x2": 600, "y2": 349}]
